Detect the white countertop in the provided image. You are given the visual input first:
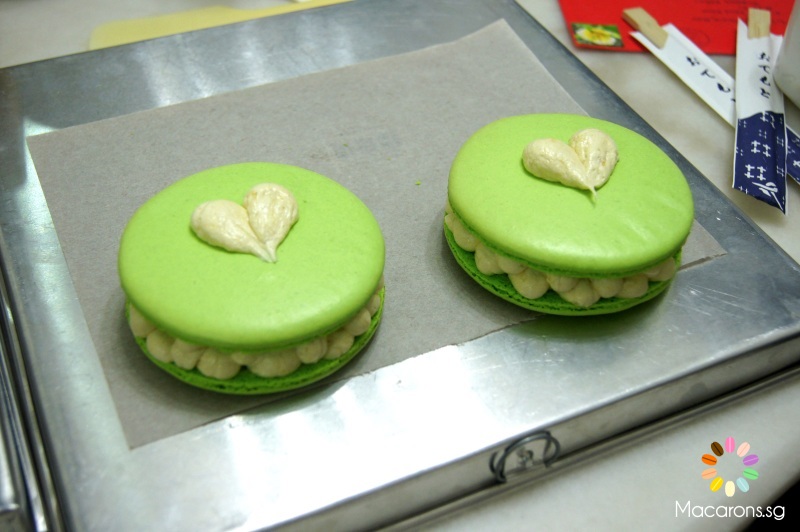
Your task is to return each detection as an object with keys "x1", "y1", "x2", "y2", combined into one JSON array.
[{"x1": 2, "y1": 1, "x2": 798, "y2": 530}]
